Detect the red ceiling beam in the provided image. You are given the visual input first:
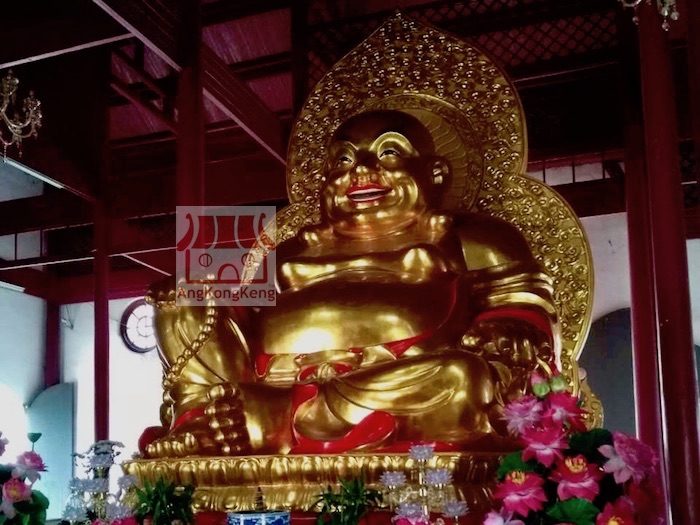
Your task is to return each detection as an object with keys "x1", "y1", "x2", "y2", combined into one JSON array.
[
  {"x1": 110, "y1": 75, "x2": 176, "y2": 132},
  {"x1": 554, "y1": 178, "x2": 626, "y2": 218},
  {"x1": 200, "y1": 46, "x2": 285, "y2": 163},
  {"x1": 8, "y1": 143, "x2": 96, "y2": 202},
  {"x1": 201, "y1": 0, "x2": 290, "y2": 26},
  {"x1": 92, "y1": 0, "x2": 286, "y2": 163},
  {"x1": 0, "y1": 193, "x2": 92, "y2": 237},
  {"x1": 0, "y1": 148, "x2": 286, "y2": 236},
  {"x1": 113, "y1": 49, "x2": 170, "y2": 101},
  {"x1": 0, "y1": 15, "x2": 130, "y2": 70},
  {"x1": 46, "y1": 267, "x2": 161, "y2": 304},
  {"x1": 121, "y1": 253, "x2": 172, "y2": 276},
  {"x1": 685, "y1": 205, "x2": 700, "y2": 239},
  {"x1": 0, "y1": 228, "x2": 173, "y2": 272},
  {"x1": 0, "y1": 267, "x2": 48, "y2": 299}
]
